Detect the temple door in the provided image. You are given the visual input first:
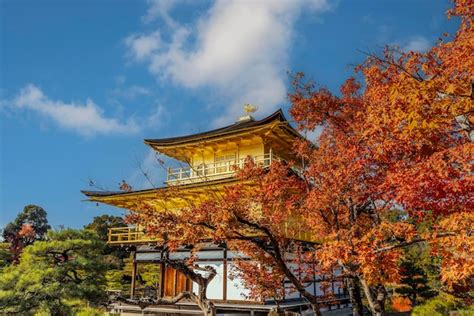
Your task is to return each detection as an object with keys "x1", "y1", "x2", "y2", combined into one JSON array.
[{"x1": 163, "y1": 266, "x2": 192, "y2": 297}]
